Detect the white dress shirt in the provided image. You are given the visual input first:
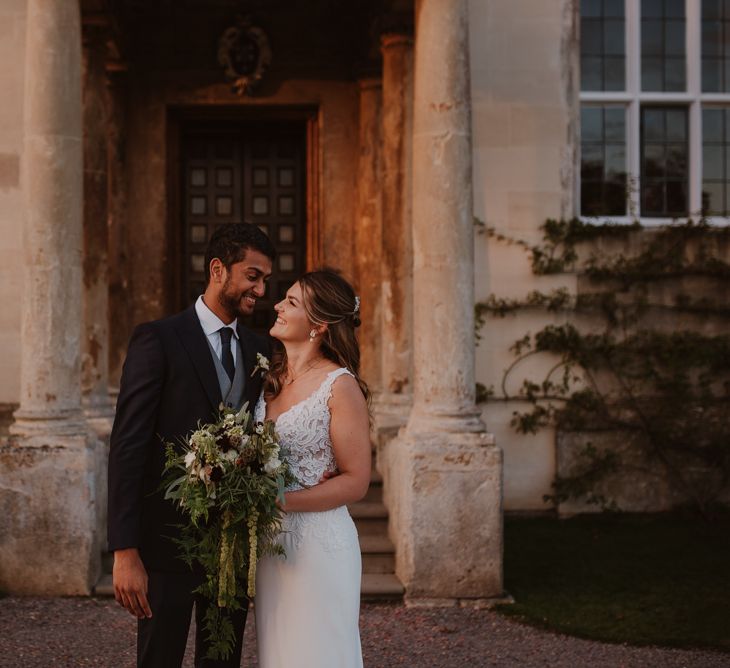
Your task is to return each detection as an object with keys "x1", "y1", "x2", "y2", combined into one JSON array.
[{"x1": 194, "y1": 295, "x2": 238, "y2": 365}]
